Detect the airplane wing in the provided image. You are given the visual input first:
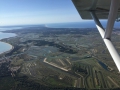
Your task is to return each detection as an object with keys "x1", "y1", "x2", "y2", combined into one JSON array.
[
  {"x1": 72, "y1": 0, "x2": 120, "y2": 72},
  {"x1": 72, "y1": 0, "x2": 120, "y2": 19}
]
